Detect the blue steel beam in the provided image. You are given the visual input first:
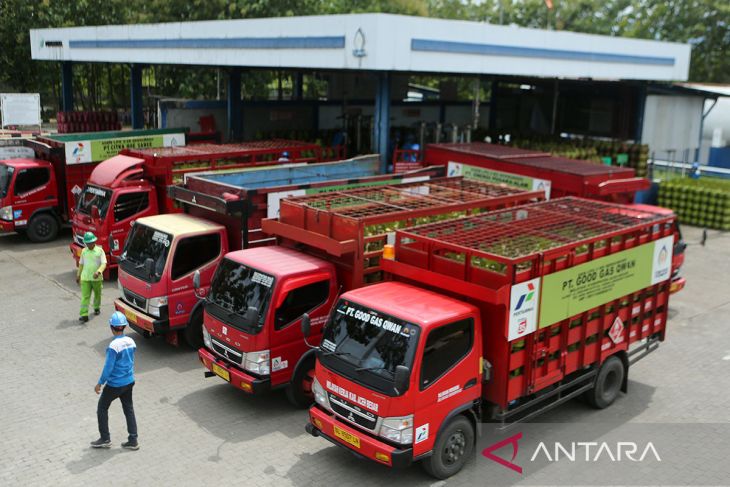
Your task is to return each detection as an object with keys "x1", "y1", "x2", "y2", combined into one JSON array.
[
  {"x1": 373, "y1": 72, "x2": 391, "y2": 173},
  {"x1": 228, "y1": 68, "x2": 242, "y2": 141},
  {"x1": 130, "y1": 64, "x2": 143, "y2": 129}
]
